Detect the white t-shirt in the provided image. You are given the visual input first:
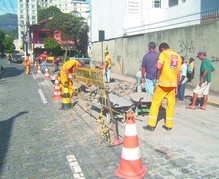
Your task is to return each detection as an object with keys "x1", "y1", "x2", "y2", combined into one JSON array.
[{"x1": 180, "y1": 63, "x2": 188, "y2": 84}]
